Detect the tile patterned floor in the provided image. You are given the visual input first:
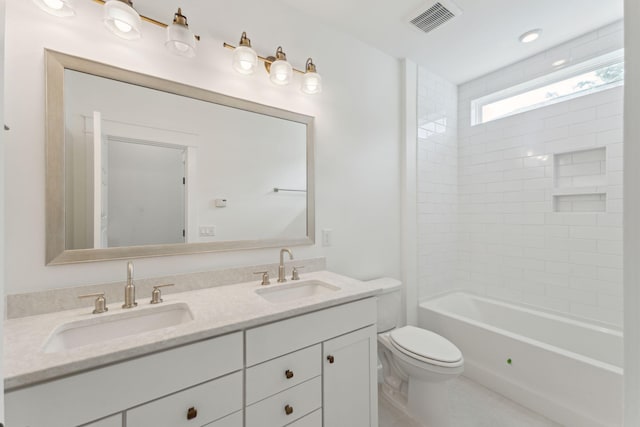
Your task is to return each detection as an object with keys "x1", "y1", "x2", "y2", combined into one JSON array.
[{"x1": 378, "y1": 376, "x2": 562, "y2": 427}]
